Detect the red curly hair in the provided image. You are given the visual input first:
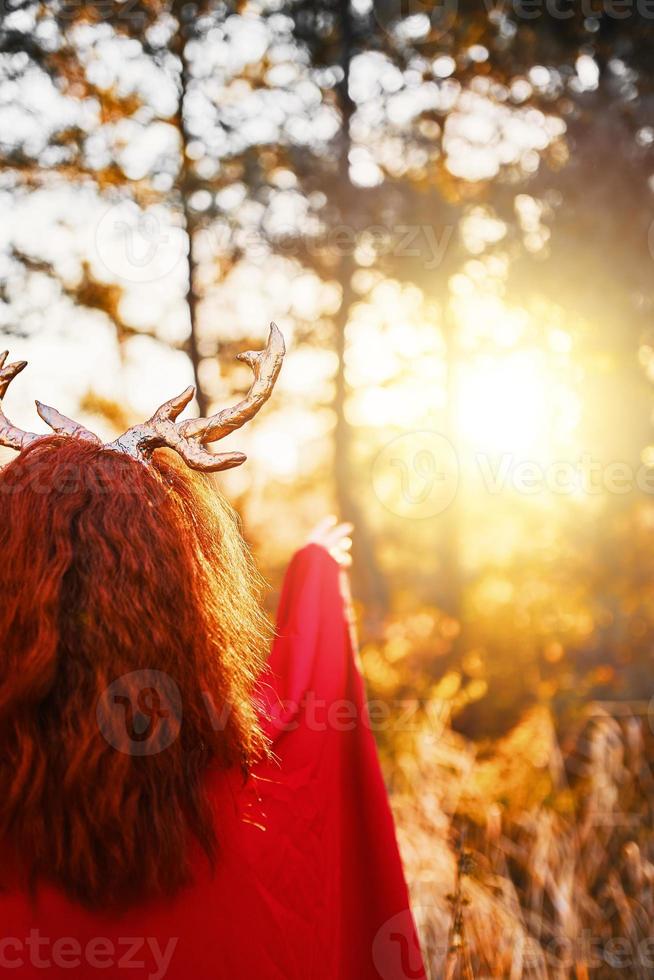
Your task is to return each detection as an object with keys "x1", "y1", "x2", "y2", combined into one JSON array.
[{"x1": 0, "y1": 437, "x2": 269, "y2": 908}]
